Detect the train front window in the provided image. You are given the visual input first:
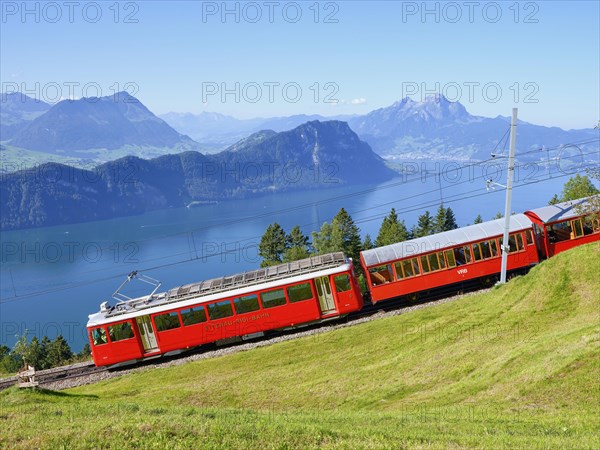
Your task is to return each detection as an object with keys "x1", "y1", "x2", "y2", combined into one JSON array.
[
  {"x1": 261, "y1": 289, "x2": 287, "y2": 308},
  {"x1": 181, "y1": 307, "x2": 207, "y2": 326},
  {"x1": 287, "y1": 283, "x2": 313, "y2": 303},
  {"x1": 92, "y1": 328, "x2": 107, "y2": 346},
  {"x1": 155, "y1": 312, "x2": 181, "y2": 332},
  {"x1": 208, "y1": 300, "x2": 234, "y2": 320},
  {"x1": 234, "y1": 294, "x2": 260, "y2": 314},
  {"x1": 369, "y1": 264, "x2": 393, "y2": 285},
  {"x1": 107, "y1": 322, "x2": 134, "y2": 342},
  {"x1": 334, "y1": 274, "x2": 352, "y2": 292}
]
